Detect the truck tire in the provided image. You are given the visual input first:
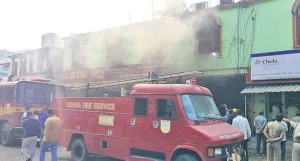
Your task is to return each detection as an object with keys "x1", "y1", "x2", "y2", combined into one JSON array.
[
  {"x1": 0, "y1": 122, "x2": 13, "y2": 146},
  {"x1": 71, "y1": 138, "x2": 89, "y2": 161},
  {"x1": 174, "y1": 153, "x2": 200, "y2": 161}
]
